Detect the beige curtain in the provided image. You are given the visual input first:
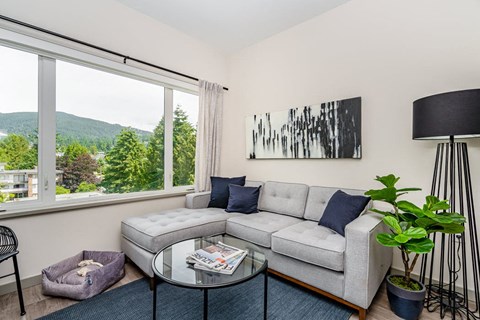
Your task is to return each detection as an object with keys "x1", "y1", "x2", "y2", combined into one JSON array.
[{"x1": 194, "y1": 80, "x2": 224, "y2": 192}]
